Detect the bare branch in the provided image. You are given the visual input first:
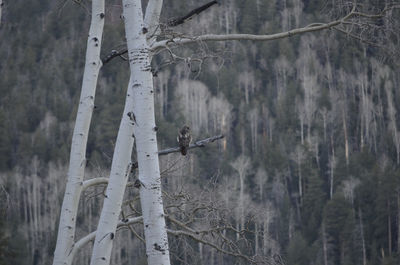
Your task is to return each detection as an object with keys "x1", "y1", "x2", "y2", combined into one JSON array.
[
  {"x1": 82, "y1": 177, "x2": 109, "y2": 191},
  {"x1": 151, "y1": 20, "x2": 342, "y2": 51},
  {"x1": 167, "y1": 229, "x2": 275, "y2": 264},
  {"x1": 78, "y1": 135, "x2": 224, "y2": 191},
  {"x1": 101, "y1": 49, "x2": 128, "y2": 65},
  {"x1": 158, "y1": 134, "x2": 224, "y2": 156},
  {"x1": 333, "y1": 26, "x2": 382, "y2": 47},
  {"x1": 151, "y1": 4, "x2": 400, "y2": 51},
  {"x1": 167, "y1": 0, "x2": 219, "y2": 27},
  {"x1": 70, "y1": 216, "x2": 143, "y2": 260},
  {"x1": 102, "y1": 1, "x2": 219, "y2": 64}
]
